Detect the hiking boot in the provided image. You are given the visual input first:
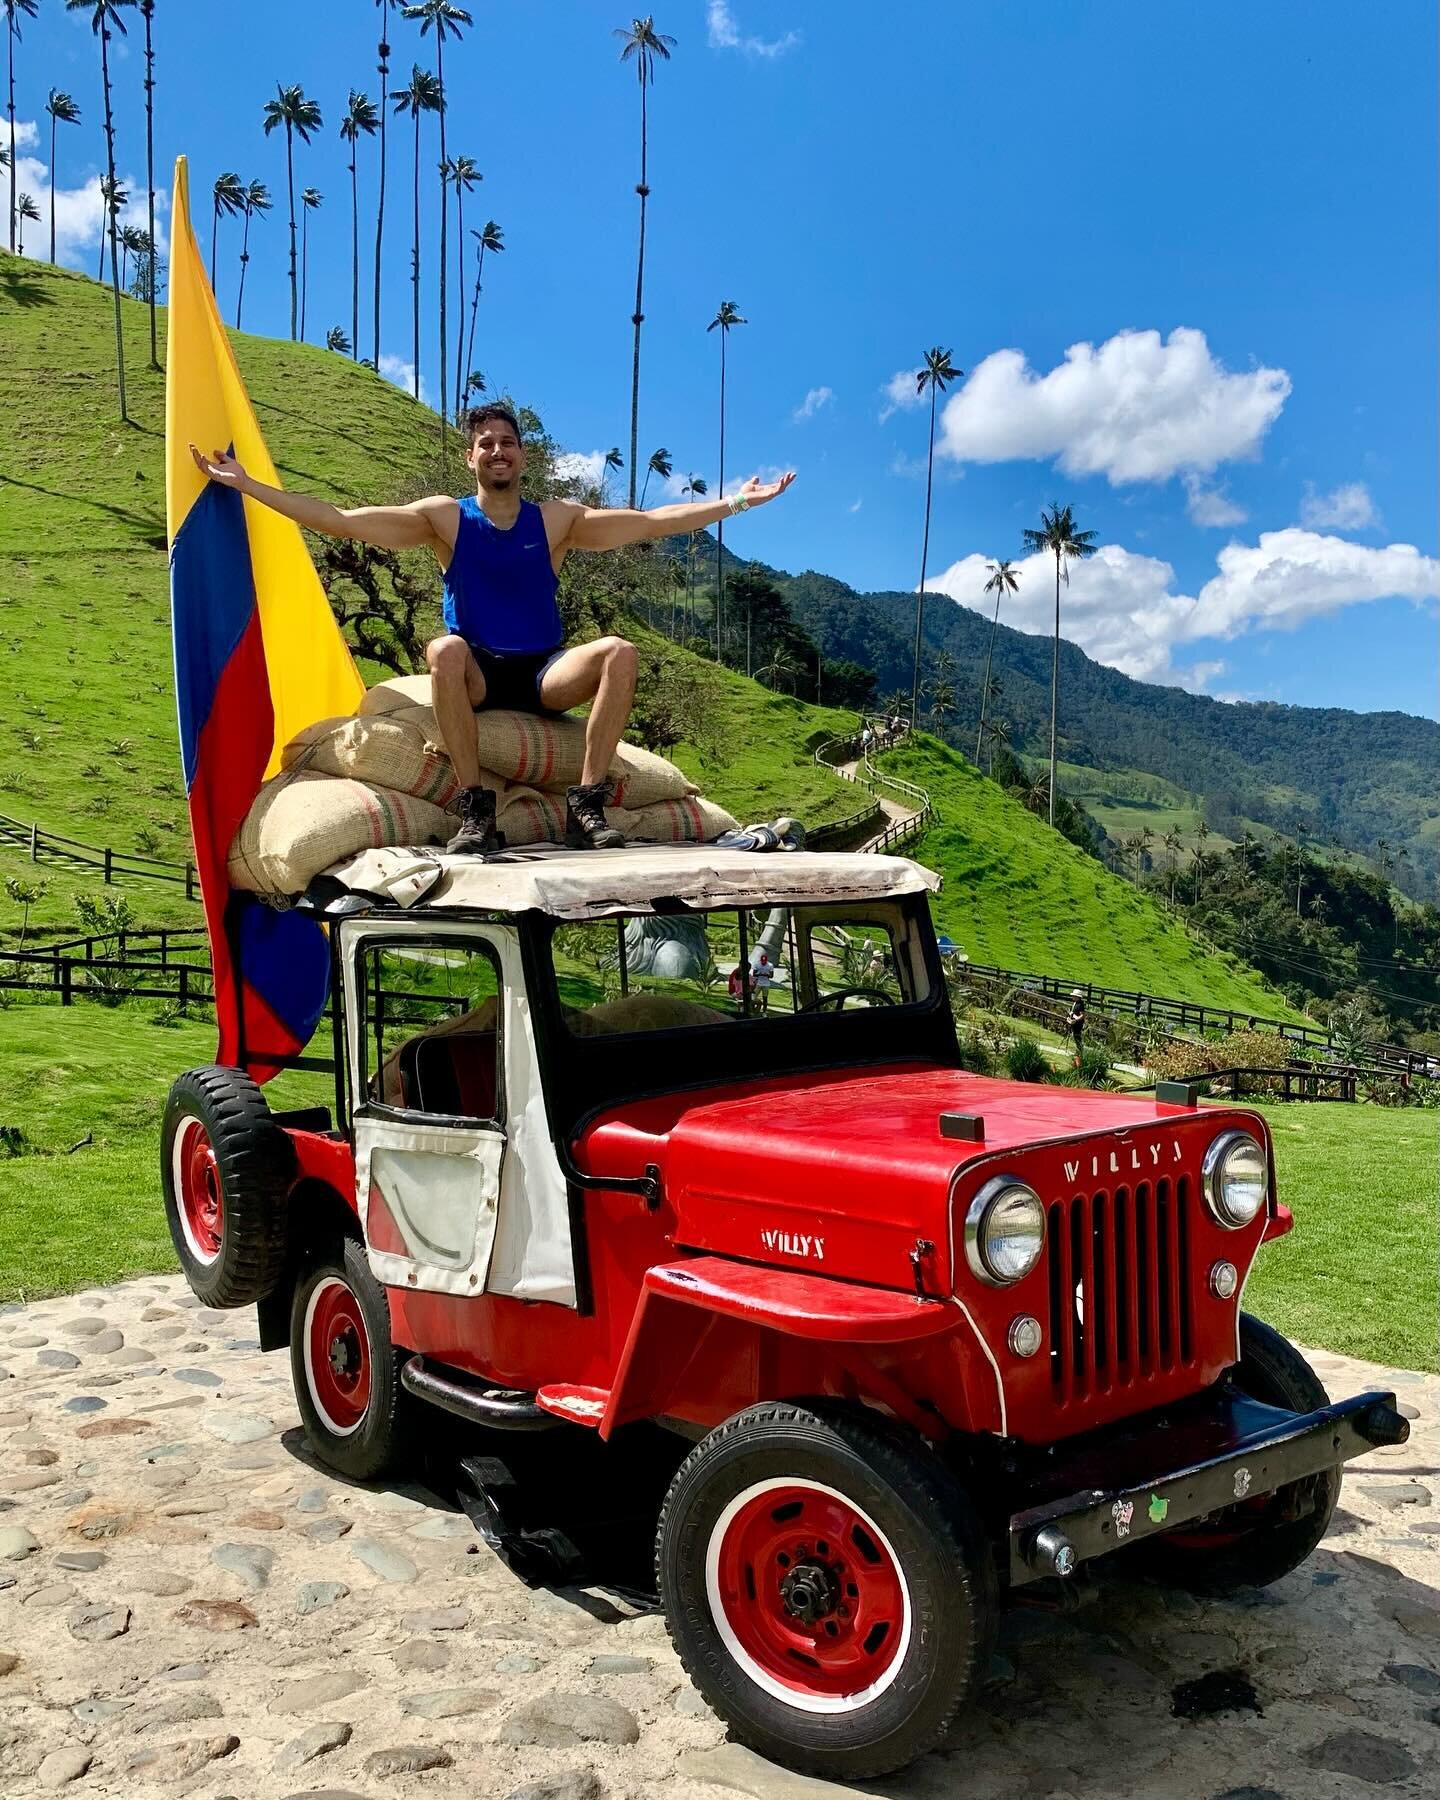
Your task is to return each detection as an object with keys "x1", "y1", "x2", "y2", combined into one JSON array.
[
  {"x1": 565, "y1": 781, "x2": 625, "y2": 850},
  {"x1": 447, "y1": 785, "x2": 502, "y2": 856}
]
